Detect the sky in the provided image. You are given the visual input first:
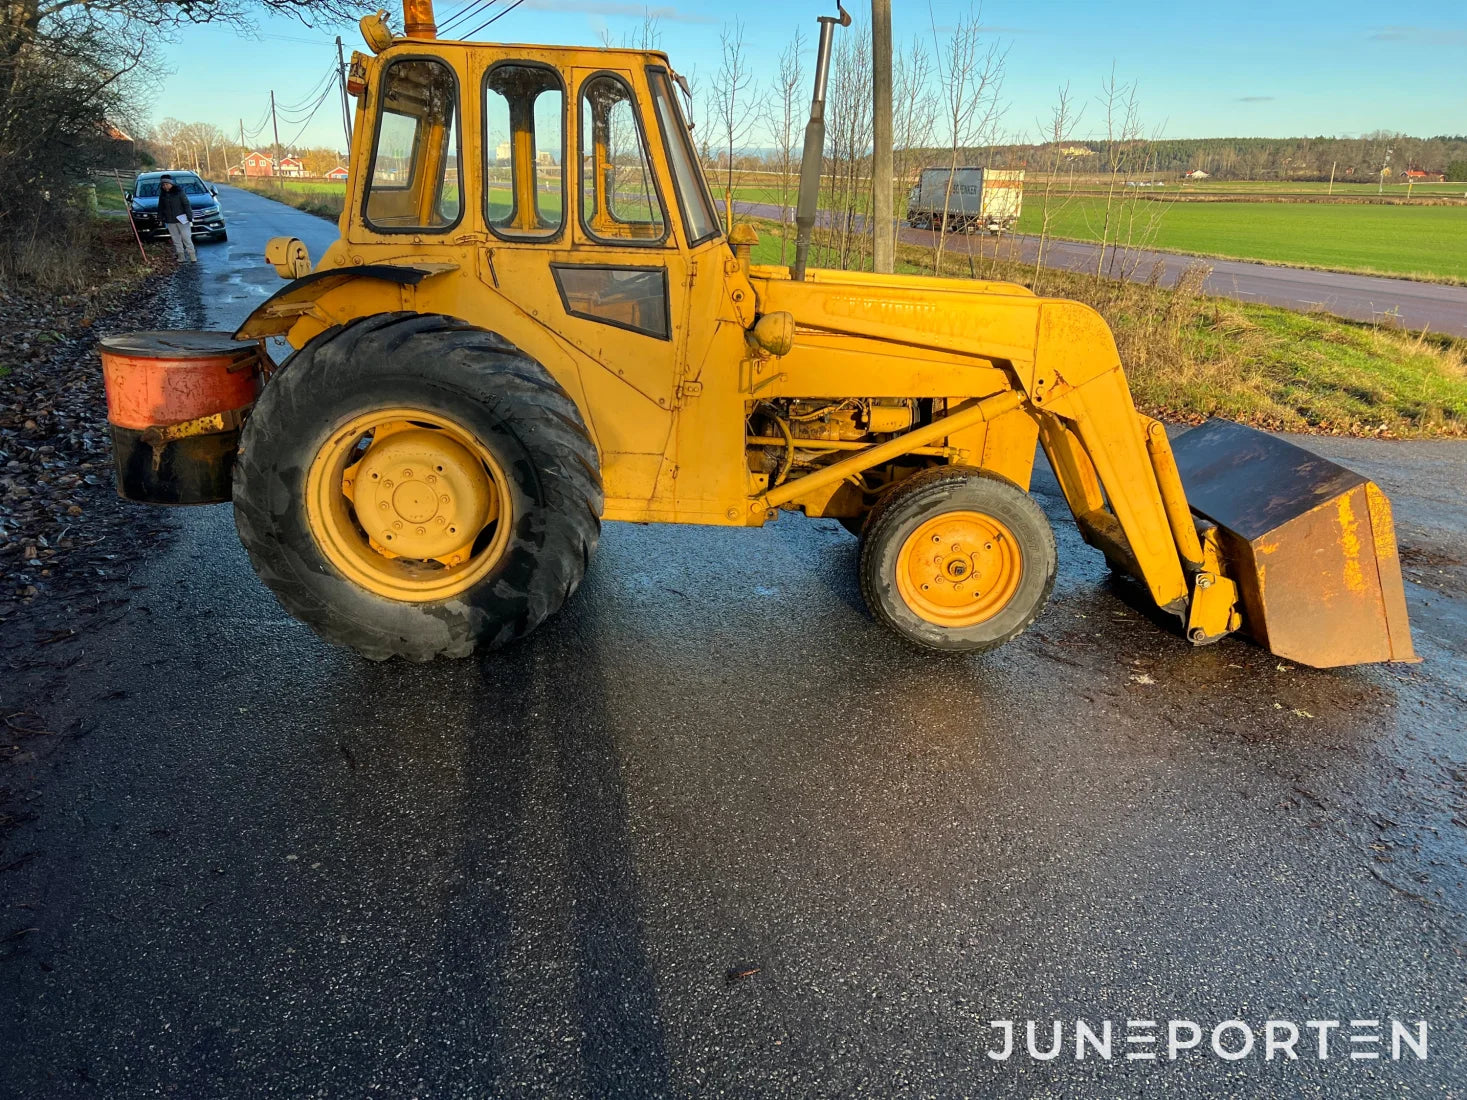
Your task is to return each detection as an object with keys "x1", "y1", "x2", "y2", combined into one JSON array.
[{"x1": 151, "y1": 0, "x2": 1467, "y2": 154}]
